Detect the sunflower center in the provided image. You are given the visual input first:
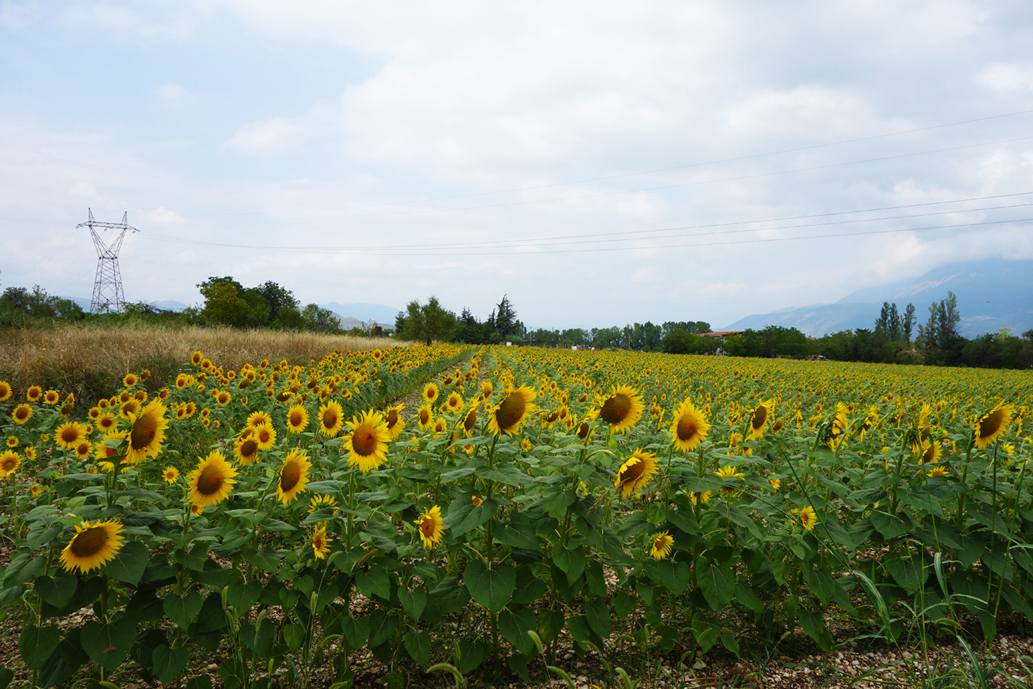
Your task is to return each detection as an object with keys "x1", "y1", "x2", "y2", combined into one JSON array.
[
  {"x1": 196, "y1": 464, "x2": 225, "y2": 496},
  {"x1": 979, "y1": 409, "x2": 1005, "y2": 439},
  {"x1": 420, "y1": 409, "x2": 431, "y2": 424},
  {"x1": 258, "y1": 430, "x2": 271, "y2": 443},
  {"x1": 131, "y1": 414, "x2": 158, "y2": 450},
  {"x1": 280, "y1": 461, "x2": 301, "y2": 492},
  {"x1": 676, "y1": 417, "x2": 698, "y2": 441},
  {"x1": 240, "y1": 440, "x2": 258, "y2": 459},
  {"x1": 419, "y1": 518, "x2": 436, "y2": 538},
  {"x1": 61, "y1": 427, "x2": 80, "y2": 444},
  {"x1": 600, "y1": 395, "x2": 631, "y2": 425},
  {"x1": 496, "y1": 392, "x2": 527, "y2": 430},
  {"x1": 618, "y1": 459, "x2": 644, "y2": 485},
  {"x1": 71, "y1": 526, "x2": 108, "y2": 557},
  {"x1": 751, "y1": 406, "x2": 767, "y2": 430},
  {"x1": 577, "y1": 422, "x2": 590, "y2": 440},
  {"x1": 1, "y1": 458, "x2": 16, "y2": 471},
  {"x1": 322, "y1": 410, "x2": 338, "y2": 429},
  {"x1": 386, "y1": 410, "x2": 399, "y2": 429},
  {"x1": 464, "y1": 408, "x2": 478, "y2": 431},
  {"x1": 290, "y1": 411, "x2": 303, "y2": 427},
  {"x1": 15, "y1": 408, "x2": 29, "y2": 420},
  {"x1": 352, "y1": 426, "x2": 377, "y2": 456}
]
